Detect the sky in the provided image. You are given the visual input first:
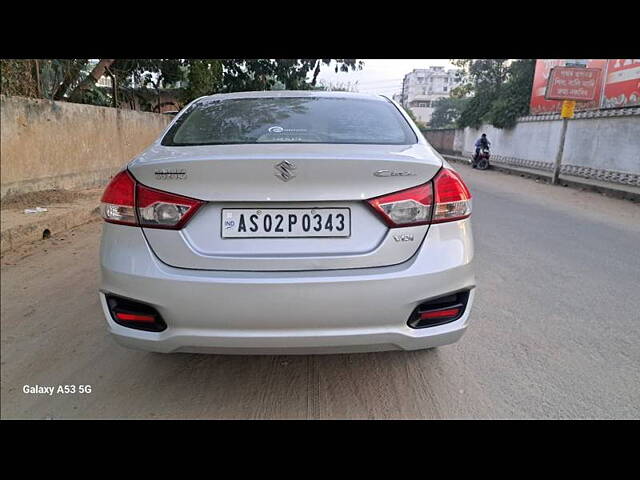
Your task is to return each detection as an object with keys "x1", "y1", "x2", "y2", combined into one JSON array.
[{"x1": 314, "y1": 59, "x2": 458, "y2": 97}]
